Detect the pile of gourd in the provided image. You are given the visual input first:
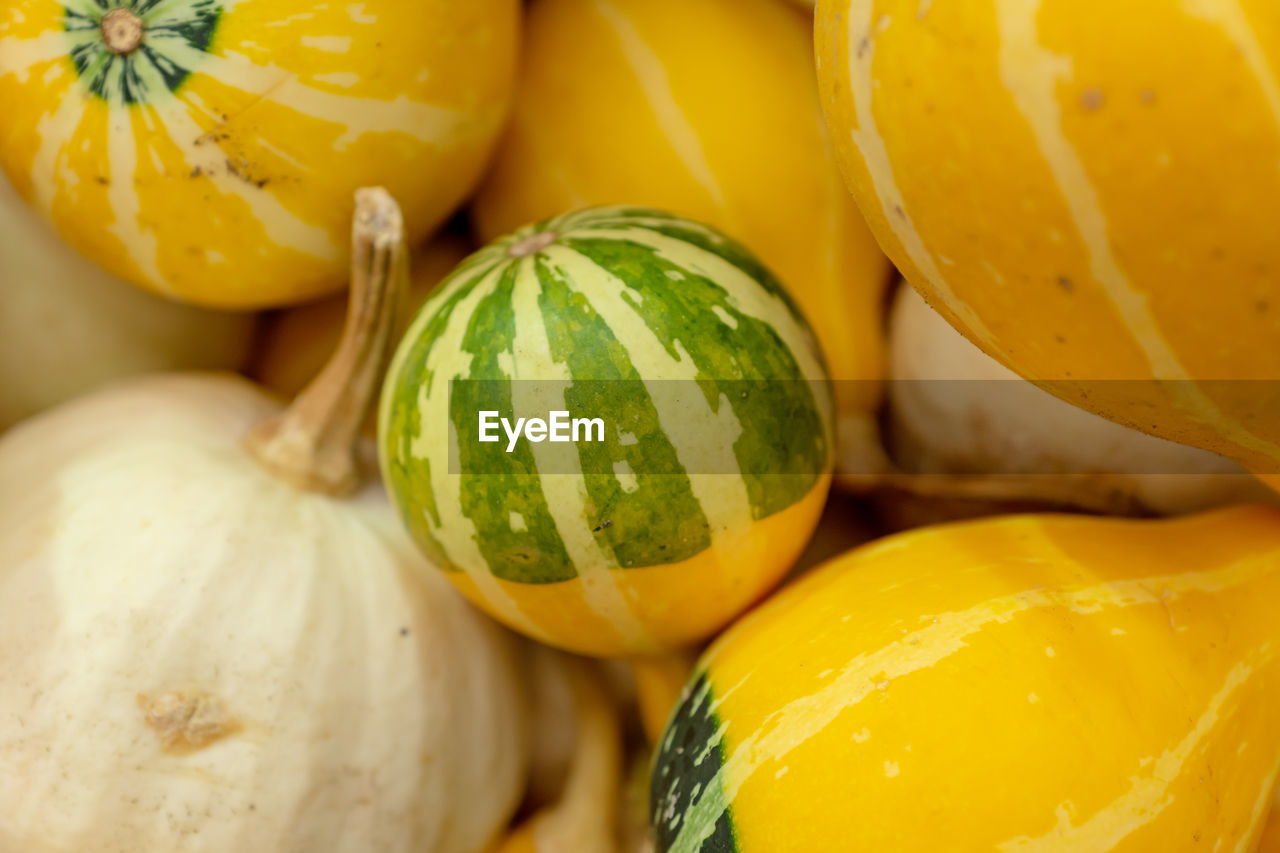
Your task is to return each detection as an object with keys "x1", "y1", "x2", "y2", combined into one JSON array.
[{"x1": 3, "y1": 0, "x2": 1280, "y2": 851}]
